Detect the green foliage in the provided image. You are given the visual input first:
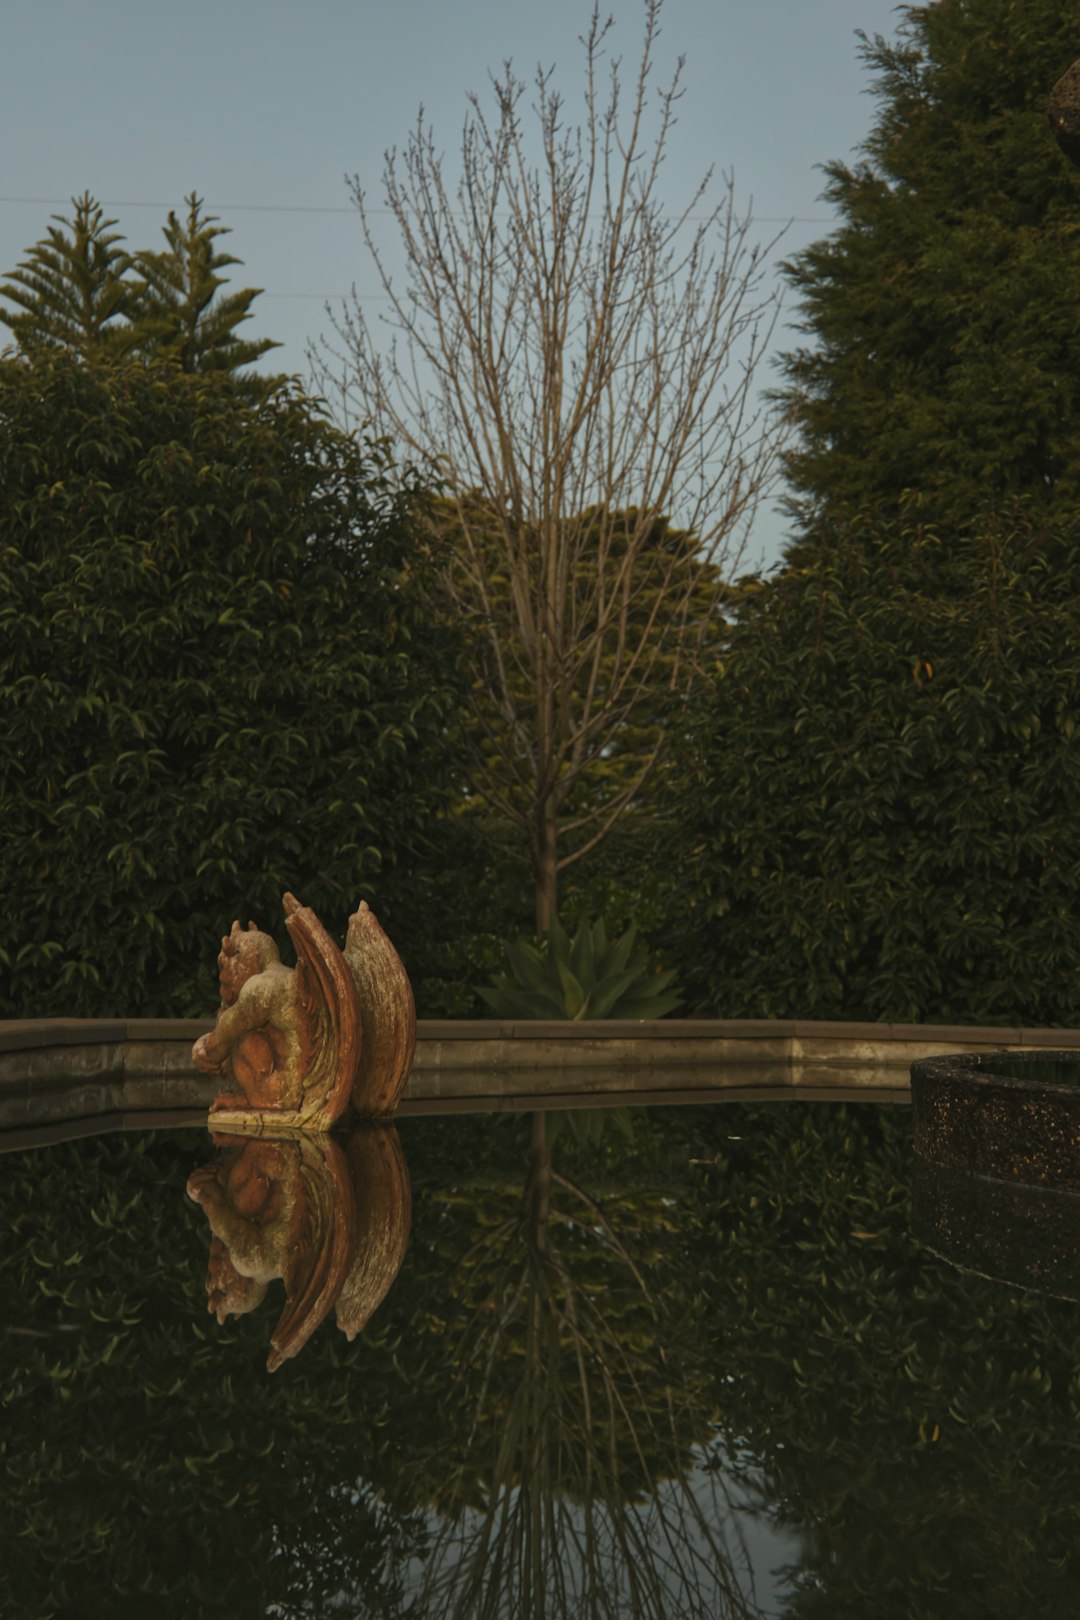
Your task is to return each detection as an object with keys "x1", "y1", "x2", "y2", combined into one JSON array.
[
  {"x1": 131, "y1": 192, "x2": 282, "y2": 381},
  {"x1": 0, "y1": 192, "x2": 138, "y2": 359},
  {"x1": 478, "y1": 913, "x2": 683, "y2": 1020},
  {"x1": 0, "y1": 192, "x2": 279, "y2": 384},
  {"x1": 674, "y1": 503, "x2": 1080, "y2": 1023},
  {"x1": 0, "y1": 350, "x2": 467, "y2": 1018},
  {"x1": 776, "y1": 0, "x2": 1080, "y2": 543}
]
